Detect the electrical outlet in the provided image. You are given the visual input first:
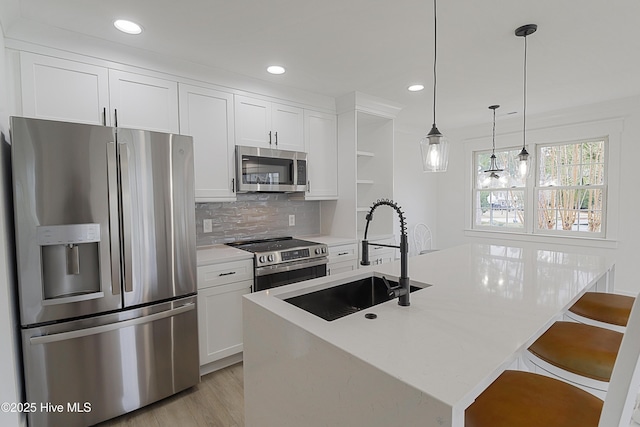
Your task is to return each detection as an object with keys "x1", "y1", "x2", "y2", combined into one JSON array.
[
  {"x1": 203, "y1": 219, "x2": 213, "y2": 233},
  {"x1": 289, "y1": 215, "x2": 295, "y2": 227}
]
